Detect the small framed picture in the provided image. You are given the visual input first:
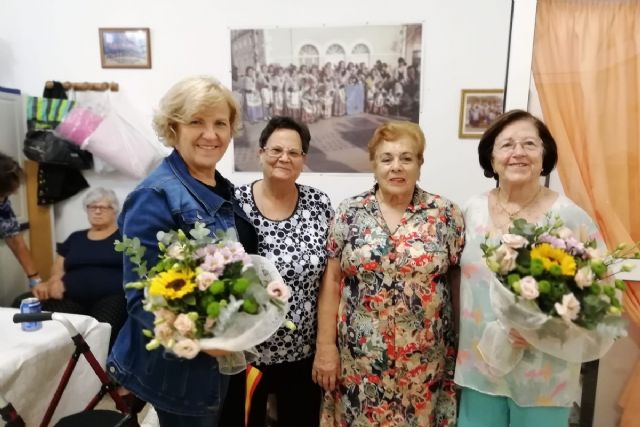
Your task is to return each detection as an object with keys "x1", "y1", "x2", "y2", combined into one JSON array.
[
  {"x1": 99, "y1": 28, "x2": 151, "y2": 69},
  {"x1": 458, "y1": 89, "x2": 504, "y2": 138}
]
